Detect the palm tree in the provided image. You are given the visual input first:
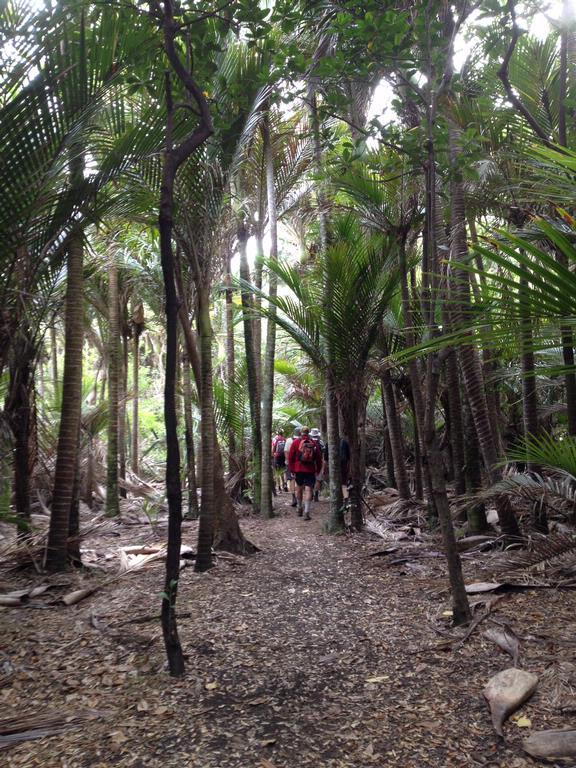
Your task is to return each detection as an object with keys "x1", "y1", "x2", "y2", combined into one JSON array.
[{"x1": 249, "y1": 214, "x2": 402, "y2": 530}]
